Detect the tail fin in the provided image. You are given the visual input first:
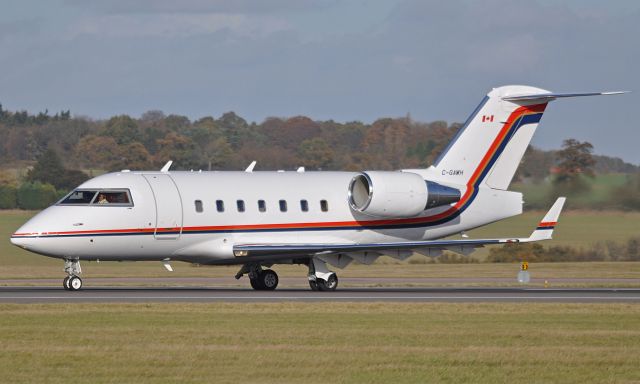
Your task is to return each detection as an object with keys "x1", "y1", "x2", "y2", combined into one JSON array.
[
  {"x1": 433, "y1": 85, "x2": 549, "y2": 190},
  {"x1": 432, "y1": 86, "x2": 626, "y2": 190}
]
